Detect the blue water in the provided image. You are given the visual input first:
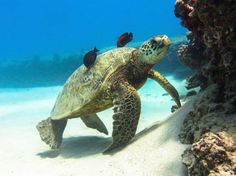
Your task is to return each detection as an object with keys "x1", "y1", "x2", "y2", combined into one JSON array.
[
  {"x1": 0, "y1": 0, "x2": 186, "y2": 60},
  {"x1": 0, "y1": 2, "x2": 189, "y2": 174}
]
